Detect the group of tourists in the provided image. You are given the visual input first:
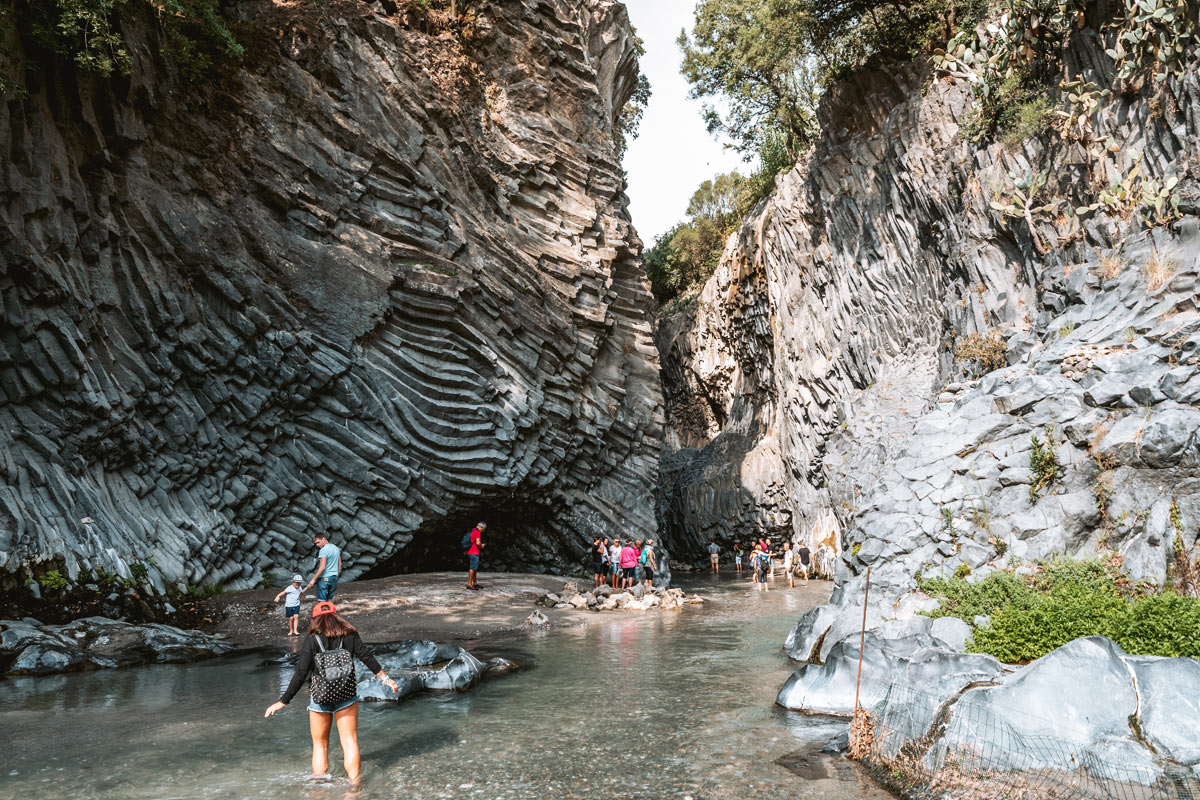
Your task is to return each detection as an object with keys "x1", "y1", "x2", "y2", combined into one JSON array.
[
  {"x1": 708, "y1": 538, "x2": 813, "y2": 592},
  {"x1": 591, "y1": 536, "x2": 657, "y2": 588}
]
